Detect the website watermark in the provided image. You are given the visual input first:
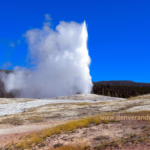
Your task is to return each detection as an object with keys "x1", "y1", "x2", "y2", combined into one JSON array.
[{"x1": 99, "y1": 115, "x2": 150, "y2": 121}]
